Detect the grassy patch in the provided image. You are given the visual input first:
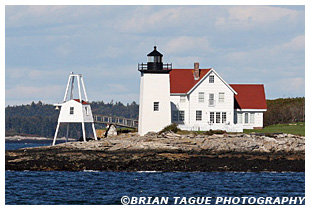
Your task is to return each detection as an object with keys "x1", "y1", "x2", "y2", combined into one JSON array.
[
  {"x1": 244, "y1": 122, "x2": 305, "y2": 136},
  {"x1": 159, "y1": 123, "x2": 181, "y2": 134}
]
